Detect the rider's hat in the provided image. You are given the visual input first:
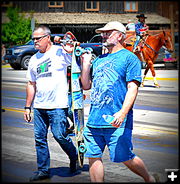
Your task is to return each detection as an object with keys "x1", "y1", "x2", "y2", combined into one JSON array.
[
  {"x1": 136, "y1": 14, "x2": 147, "y2": 19},
  {"x1": 95, "y1": 21, "x2": 126, "y2": 34}
]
